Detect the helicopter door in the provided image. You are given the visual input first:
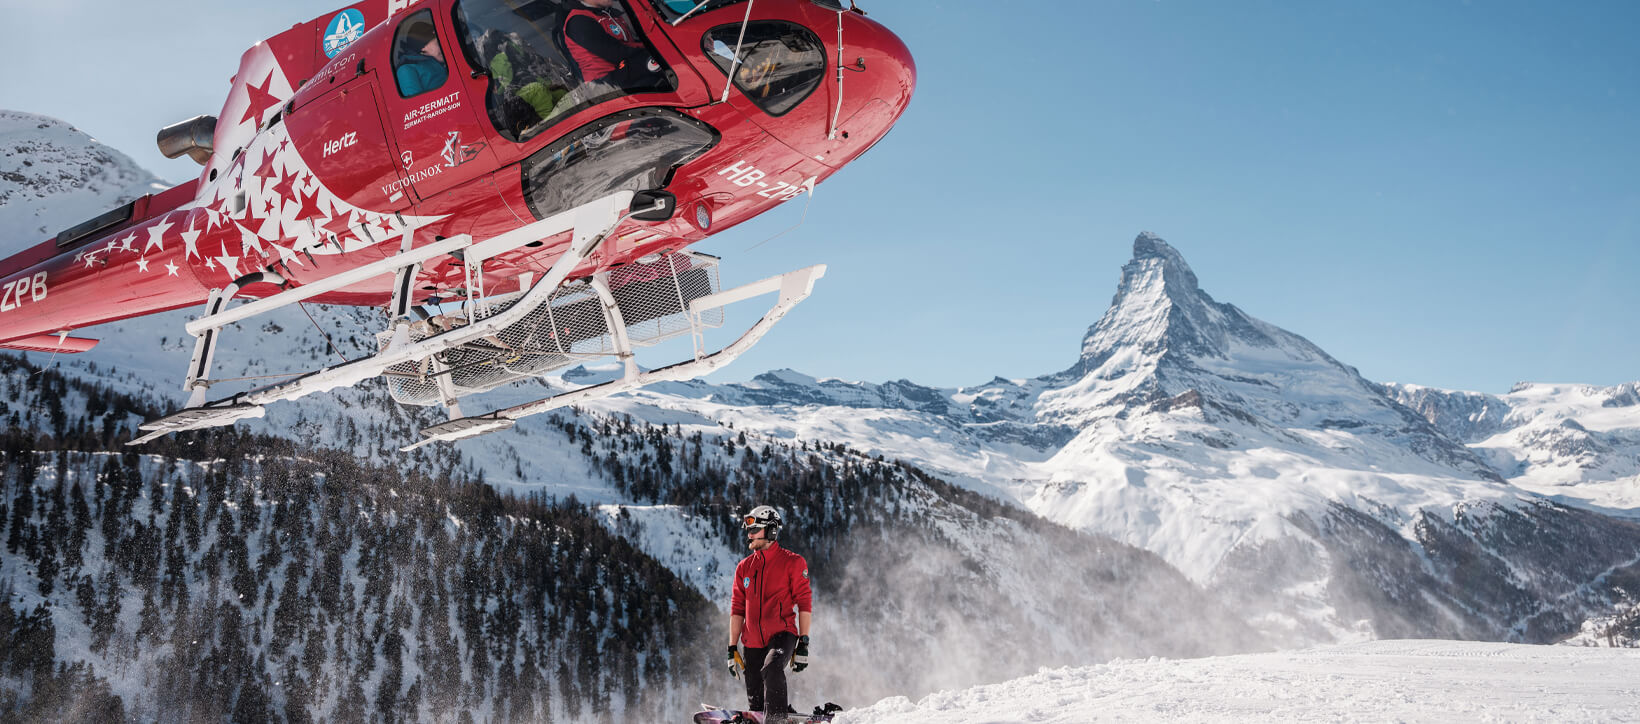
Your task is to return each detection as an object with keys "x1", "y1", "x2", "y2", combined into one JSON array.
[
  {"x1": 378, "y1": 8, "x2": 501, "y2": 205},
  {"x1": 286, "y1": 73, "x2": 412, "y2": 220}
]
